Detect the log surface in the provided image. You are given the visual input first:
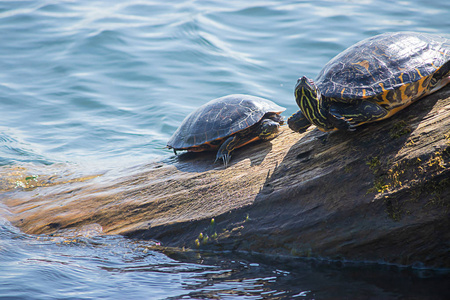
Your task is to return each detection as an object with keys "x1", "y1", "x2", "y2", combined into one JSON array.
[{"x1": 1, "y1": 87, "x2": 449, "y2": 268}]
